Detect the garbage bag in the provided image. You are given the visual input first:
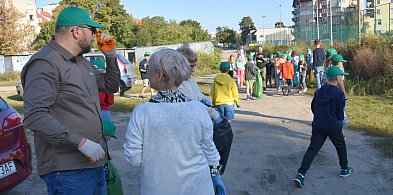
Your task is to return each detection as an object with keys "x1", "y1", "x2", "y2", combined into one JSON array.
[
  {"x1": 253, "y1": 67, "x2": 263, "y2": 98},
  {"x1": 213, "y1": 117, "x2": 233, "y2": 175}
]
